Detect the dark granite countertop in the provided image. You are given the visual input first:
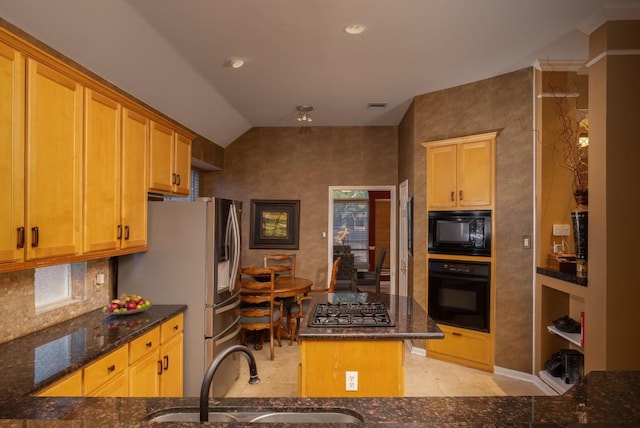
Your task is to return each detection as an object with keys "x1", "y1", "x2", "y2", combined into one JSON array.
[
  {"x1": 1, "y1": 302, "x2": 639, "y2": 426},
  {"x1": 0, "y1": 304, "x2": 186, "y2": 401},
  {"x1": 537, "y1": 266, "x2": 587, "y2": 286},
  {"x1": 297, "y1": 292, "x2": 445, "y2": 341}
]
